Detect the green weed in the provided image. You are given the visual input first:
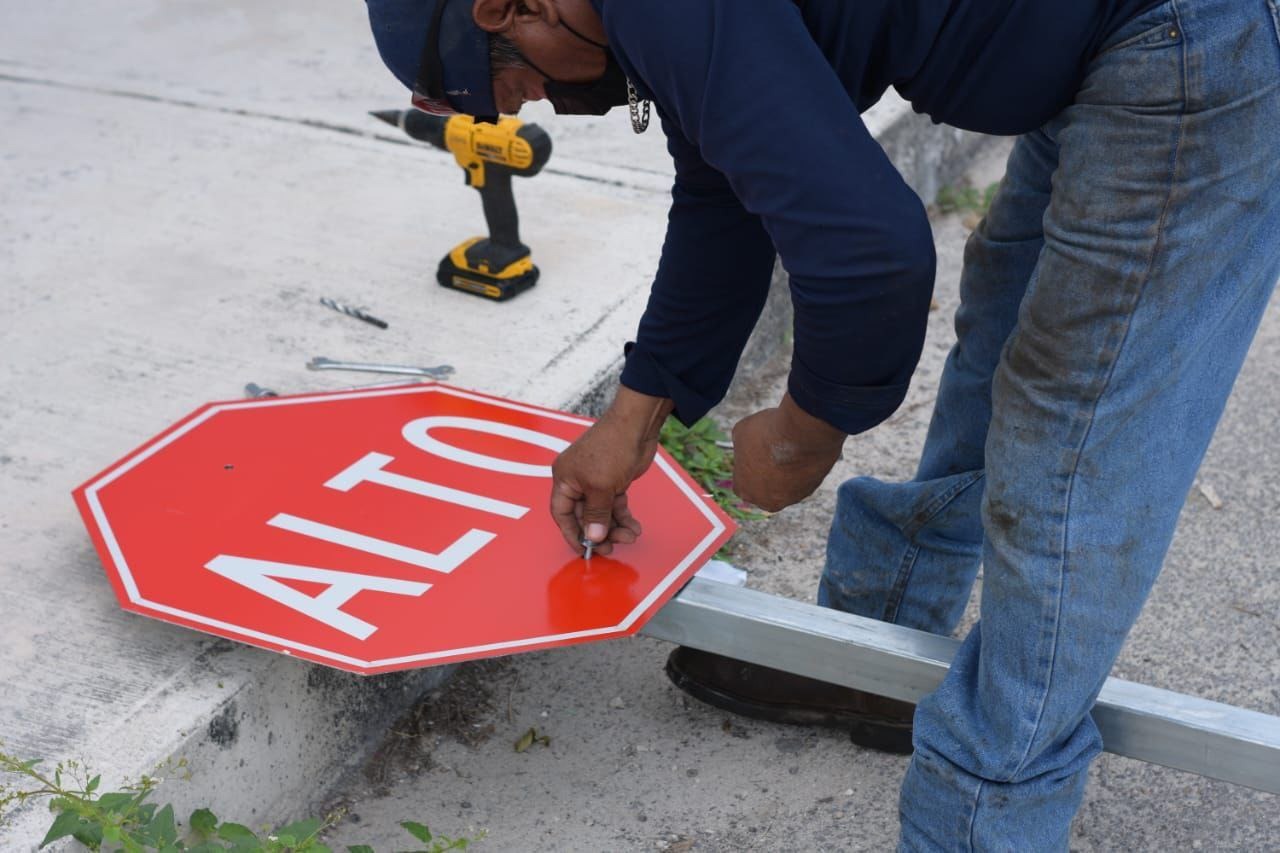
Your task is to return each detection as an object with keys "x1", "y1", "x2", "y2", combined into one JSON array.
[
  {"x1": 935, "y1": 182, "x2": 1001, "y2": 217},
  {"x1": 659, "y1": 417, "x2": 765, "y2": 523},
  {"x1": 0, "y1": 747, "x2": 480, "y2": 853}
]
